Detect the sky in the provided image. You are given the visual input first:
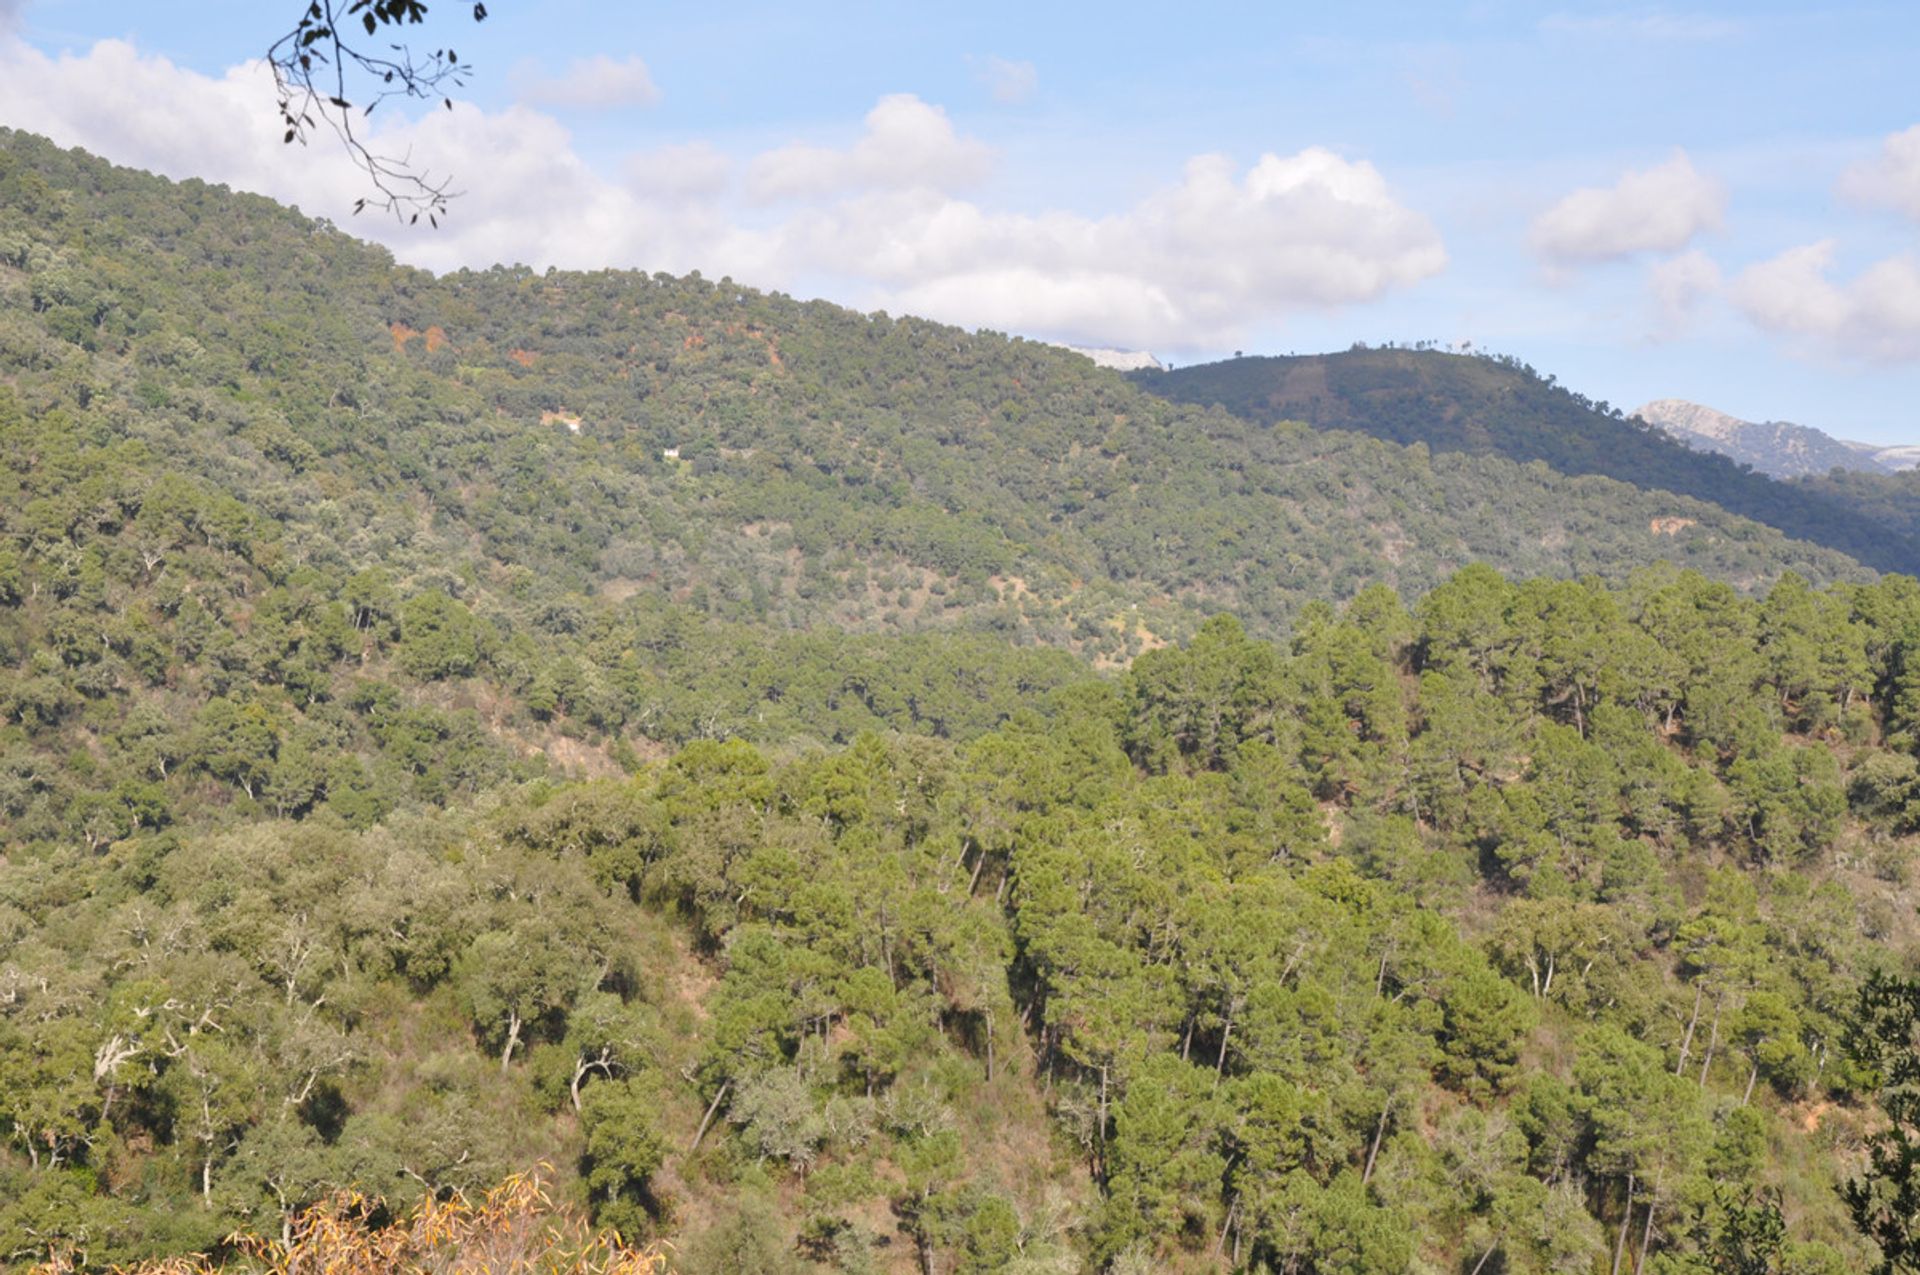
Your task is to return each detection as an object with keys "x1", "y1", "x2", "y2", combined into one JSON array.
[{"x1": 5, "y1": 1, "x2": 1920, "y2": 443}]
